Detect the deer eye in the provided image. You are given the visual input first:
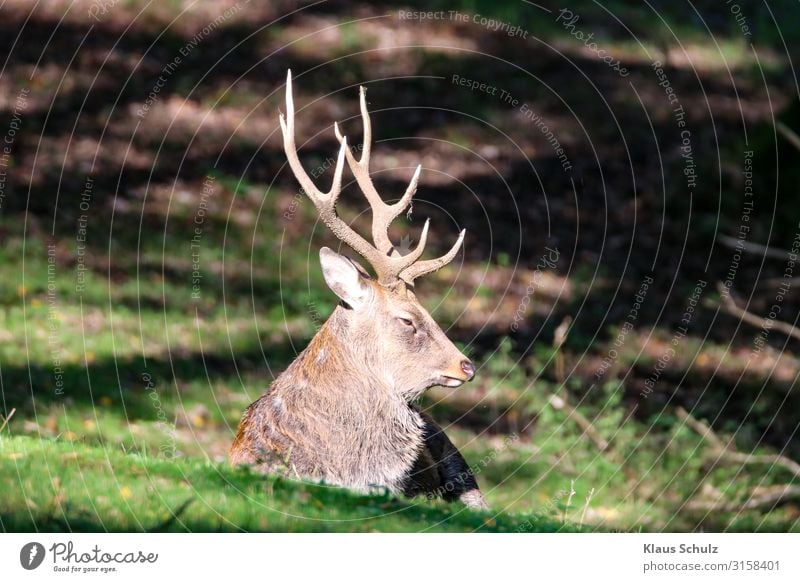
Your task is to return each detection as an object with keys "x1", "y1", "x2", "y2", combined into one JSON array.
[{"x1": 397, "y1": 317, "x2": 415, "y2": 330}]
